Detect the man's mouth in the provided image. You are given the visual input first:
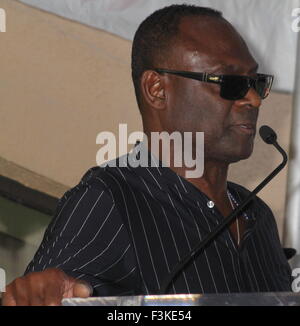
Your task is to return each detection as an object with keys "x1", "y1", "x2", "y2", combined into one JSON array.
[{"x1": 231, "y1": 123, "x2": 256, "y2": 135}]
